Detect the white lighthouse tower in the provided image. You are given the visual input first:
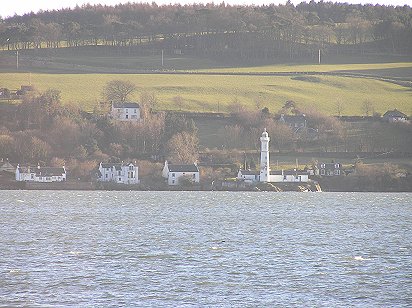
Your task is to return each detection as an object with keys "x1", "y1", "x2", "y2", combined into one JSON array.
[{"x1": 260, "y1": 128, "x2": 270, "y2": 182}]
